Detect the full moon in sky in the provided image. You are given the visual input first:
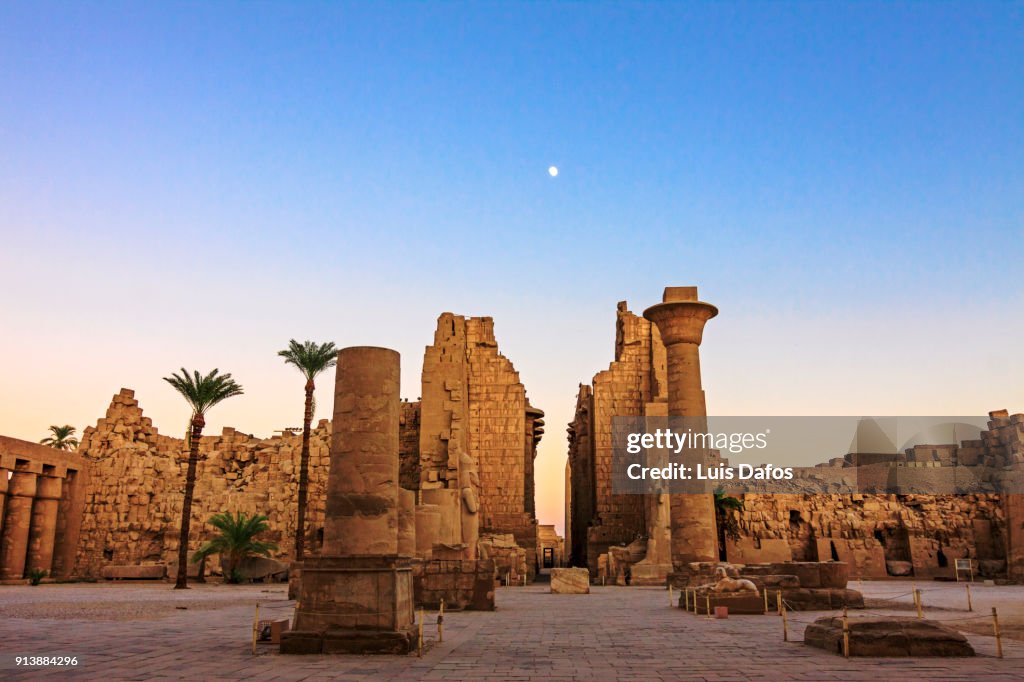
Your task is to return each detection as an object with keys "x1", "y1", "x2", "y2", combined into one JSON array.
[{"x1": 548, "y1": 166, "x2": 558, "y2": 177}]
